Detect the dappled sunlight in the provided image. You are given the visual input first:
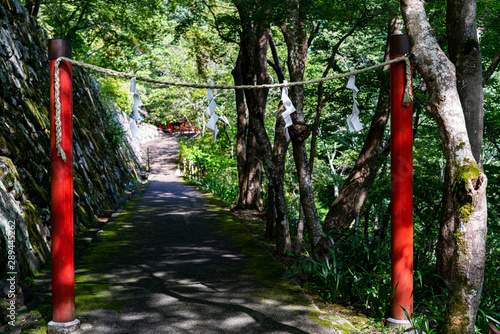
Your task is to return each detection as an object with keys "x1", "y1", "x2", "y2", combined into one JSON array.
[{"x1": 74, "y1": 135, "x2": 333, "y2": 333}]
